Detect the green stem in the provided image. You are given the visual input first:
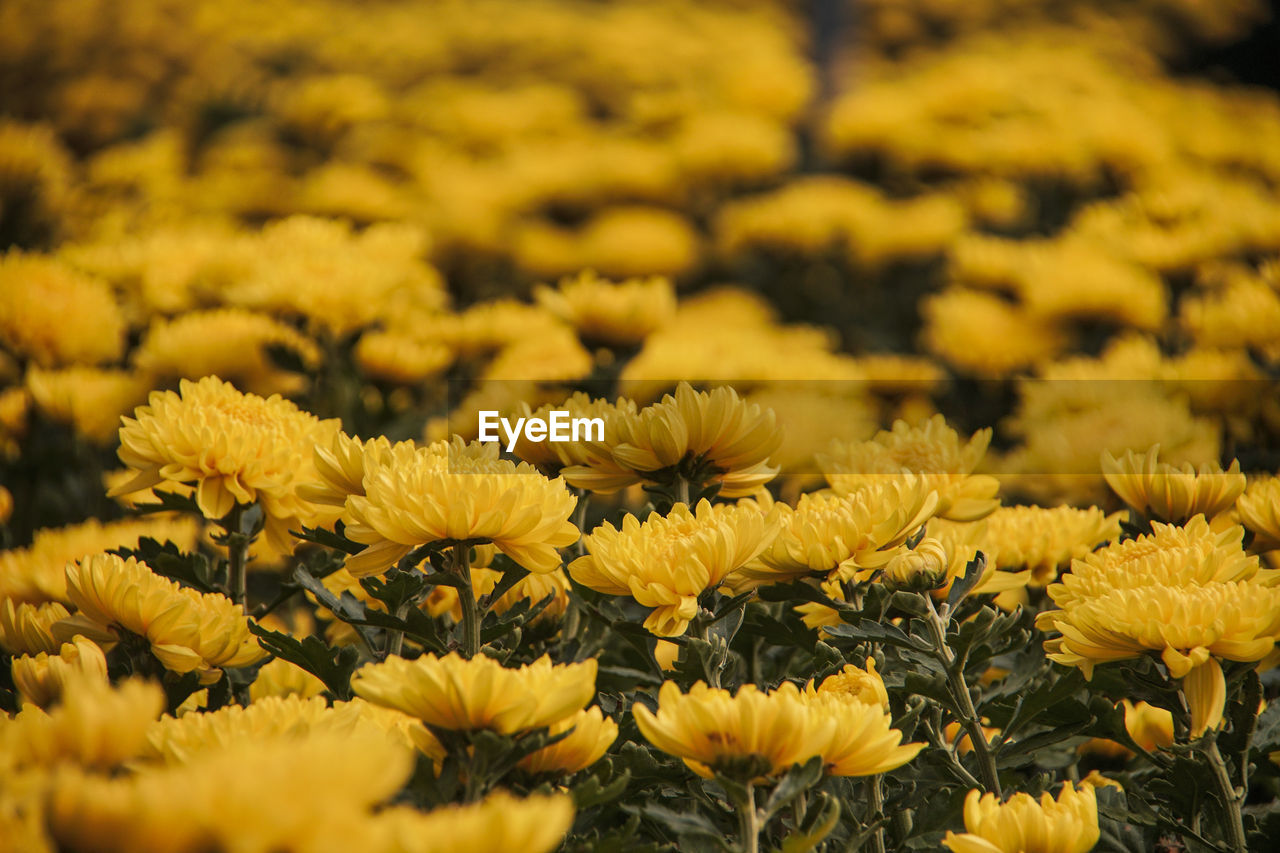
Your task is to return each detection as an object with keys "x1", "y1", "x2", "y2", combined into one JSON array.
[
  {"x1": 924, "y1": 597, "x2": 1001, "y2": 797},
  {"x1": 573, "y1": 489, "x2": 589, "y2": 557},
  {"x1": 869, "y1": 774, "x2": 886, "y2": 853},
  {"x1": 226, "y1": 504, "x2": 248, "y2": 608},
  {"x1": 386, "y1": 600, "x2": 410, "y2": 659},
  {"x1": 736, "y1": 780, "x2": 760, "y2": 853},
  {"x1": 453, "y1": 544, "x2": 480, "y2": 659},
  {"x1": 1204, "y1": 736, "x2": 1247, "y2": 853},
  {"x1": 676, "y1": 476, "x2": 690, "y2": 507}
]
